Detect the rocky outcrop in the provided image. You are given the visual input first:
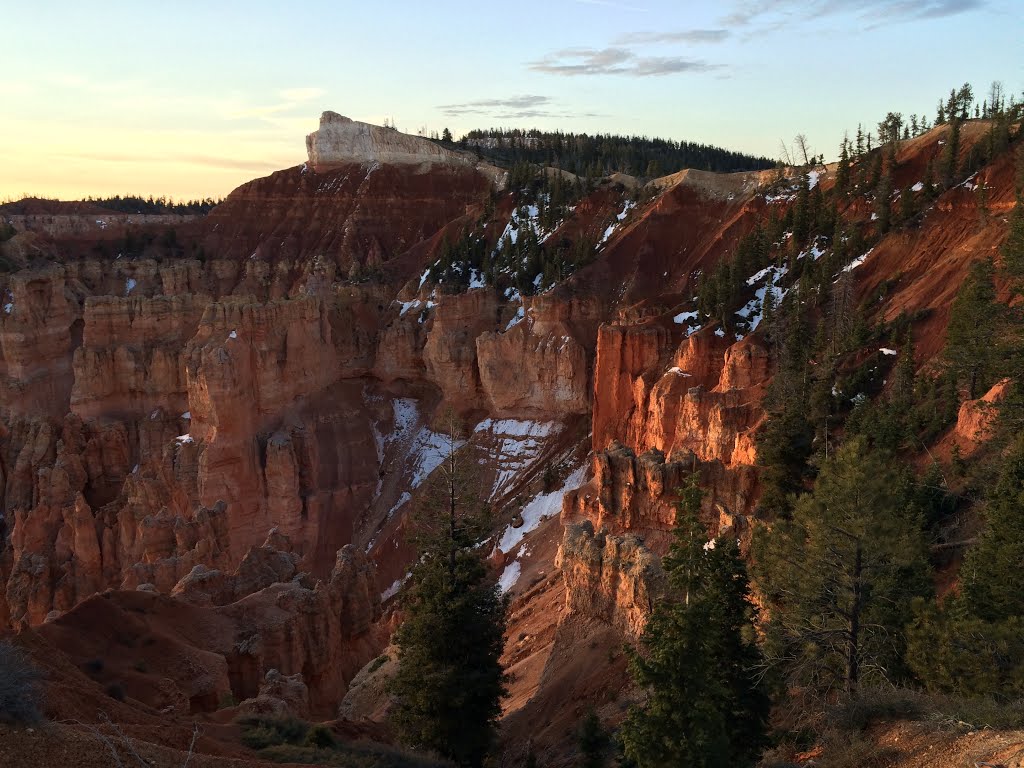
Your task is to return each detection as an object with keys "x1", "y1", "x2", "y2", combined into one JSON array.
[
  {"x1": 0, "y1": 266, "x2": 82, "y2": 420},
  {"x1": 21, "y1": 540, "x2": 381, "y2": 718},
  {"x1": 171, "y1": 529, "x2": 303, "y2": 606},
  {"x1": 217, "y1": 544, "x2": 383, "y2": 711},
  {"x1": 476, "y1": 294, "x2": 597, "y2": 417},
  {"x1": 307, "y1": 112, "x2": 469, "y2": 171},
  {"x1": 556, "y1": 520, "x2": 665, "y2": 637},
  {"x1": 591, "y1": 322, "x2": 672, "y2": 454},
  {"x1": 201, "y1": 161, "x2": 493, "y2": 270},
  {"x1": 237, "y1": 668, "x2": 311, "y2": 718},
  {"x1": 71, "y1": 293, "x2": 210, "y2": 419},
  {"x1": 562, "y1": 442, "x2": 756, "y2": 543},
  {"x1": 953, "y1": 378, "x2": 1011, "y2": 455}
]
